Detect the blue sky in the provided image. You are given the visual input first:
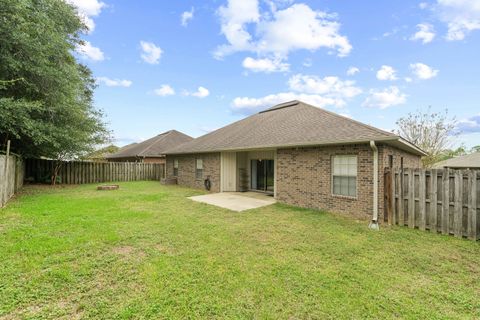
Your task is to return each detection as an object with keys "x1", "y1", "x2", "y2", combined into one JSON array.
[{"x1": 70, "y1": 0, "x2": 480, "y2": 148}]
